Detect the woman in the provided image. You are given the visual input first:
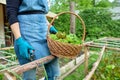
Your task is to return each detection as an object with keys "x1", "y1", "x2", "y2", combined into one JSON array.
[{"x1": 6, "y1": 0, "x2": 60, "y2": 80}]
